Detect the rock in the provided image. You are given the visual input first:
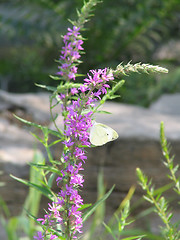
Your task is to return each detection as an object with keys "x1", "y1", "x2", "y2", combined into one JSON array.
[
  {"x1": 0, "y1": 90, "x2": 50, "y2": 123},
  {"x1": 150, "y1": 93, "x2": 180, "y2": 116},
  {"x1": 0, "y1": 116, "x2": 40, "y2": 218},
  {"x1": 0, "y1": 91, "x2": 50, "y2": 219},
  {"x1": 94, "y1": 101, "x2": 180, "y2": 140}
]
